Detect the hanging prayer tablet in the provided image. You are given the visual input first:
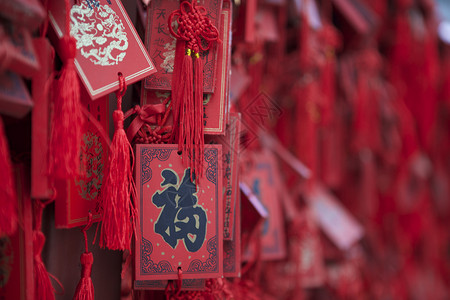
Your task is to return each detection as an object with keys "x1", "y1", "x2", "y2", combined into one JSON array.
[
  {"x1": 305, "y1": 184, "x2": 364, "y2": 251},
  {"x1": 239, "y1": 181, "x2": 268, "y2": 262},
  {"x1": 223, "y1": 193, "x2": 241, "y2": 277},
  {"x1": 144, "y1": 0, "x2": 222, "y2": 93},
  {"x1": 206, "y1": 113, "x2": 241, "y2": 276},
  {"x1": 203, "y1": 1, "x2": 232, "y2": 135},
  {"x1": 206, "y1": 113, "x2": 241, "y2": 241},
  {"x1": 223, "y1": 144, "x2": 241, "y2": 277},
  {"x1": 135, "y1": 144, "x2": 223, "y2": 281},
  {"x1": 242, "y1": 149, "x2": 287, "y2": 261},
  {"x1": 48, "y1": 0, "x2": 156, "y2": 100},
  {"x1": 54, "y1": 85, "x2": 109, "y2": 228},
  {"x1": 141, "y1": 61, "x2": 228, "y2": 136}
]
